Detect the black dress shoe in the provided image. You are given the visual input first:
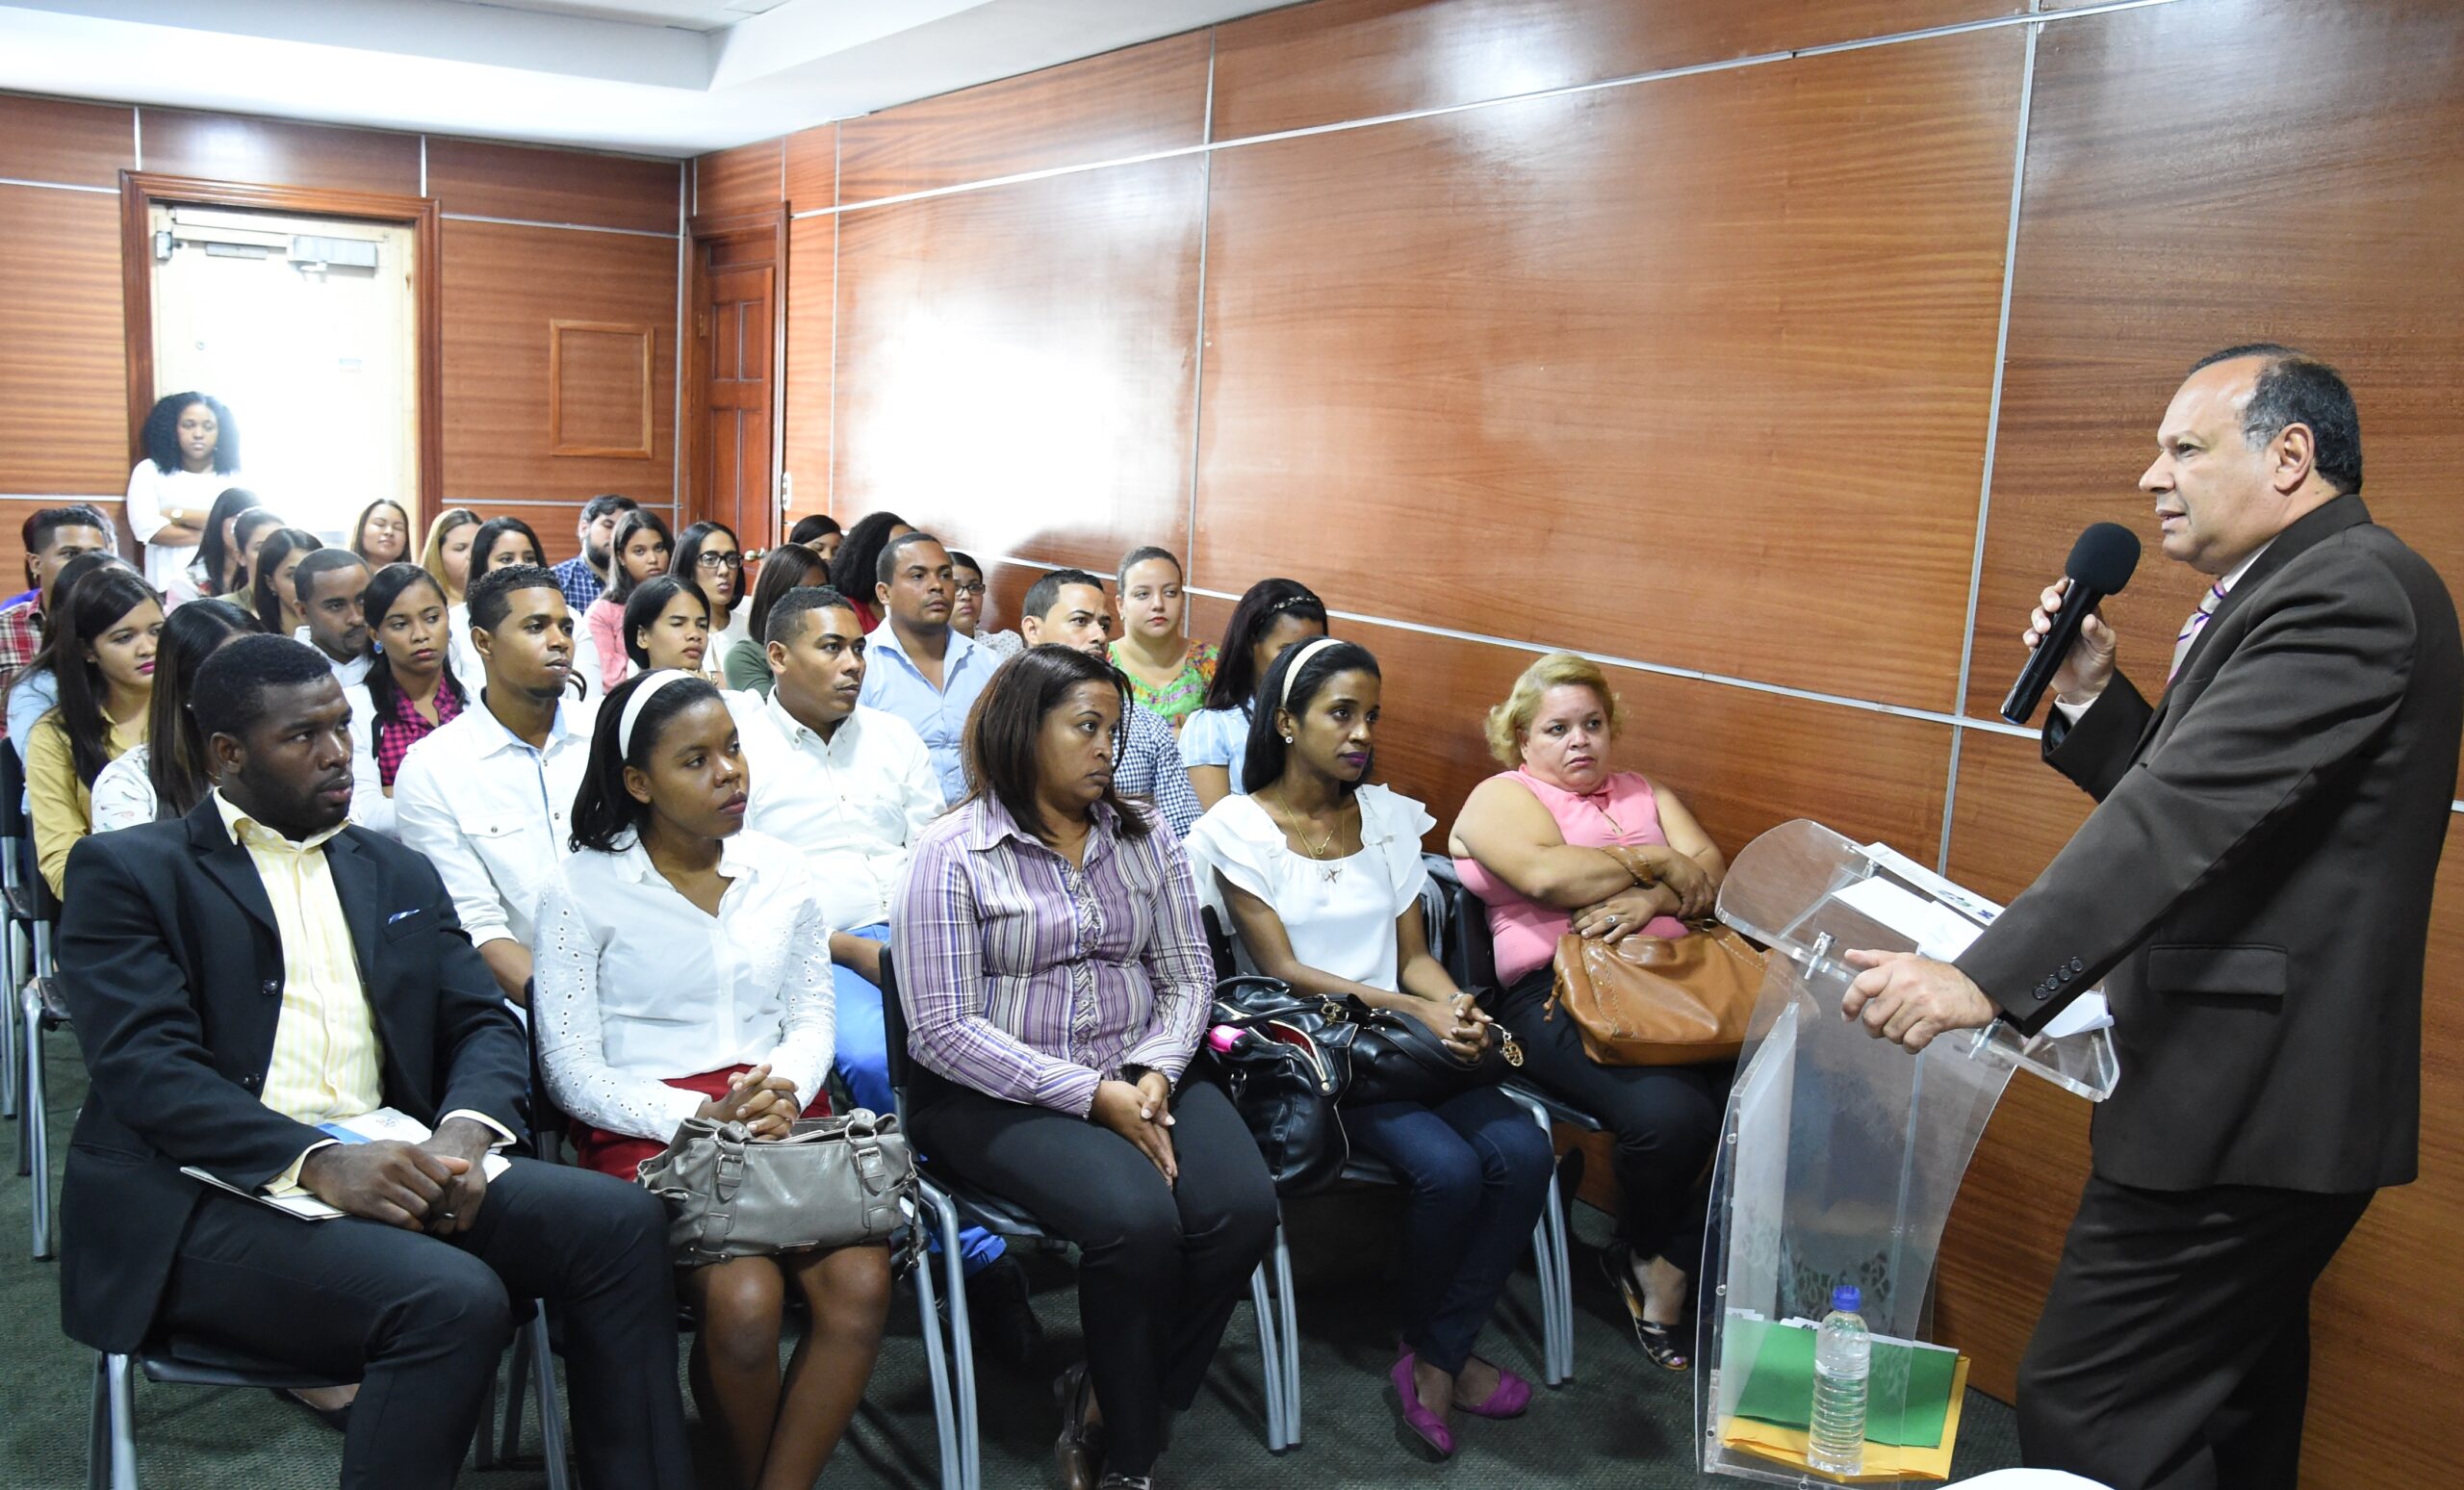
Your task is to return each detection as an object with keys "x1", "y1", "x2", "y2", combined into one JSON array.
[
  {"x1": 968, "y1": 1252, "x2": 1045, "y2": 1367},
  {"x1": 1054, "y1": 1362, "x2": 1104, "y2": 1490}
]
